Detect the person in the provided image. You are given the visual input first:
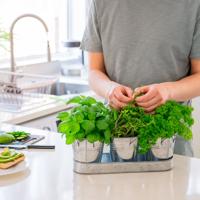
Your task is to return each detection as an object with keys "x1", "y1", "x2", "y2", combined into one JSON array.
[{"x1": 80, "y1": 0, "x2": 200, "y2": 156}]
